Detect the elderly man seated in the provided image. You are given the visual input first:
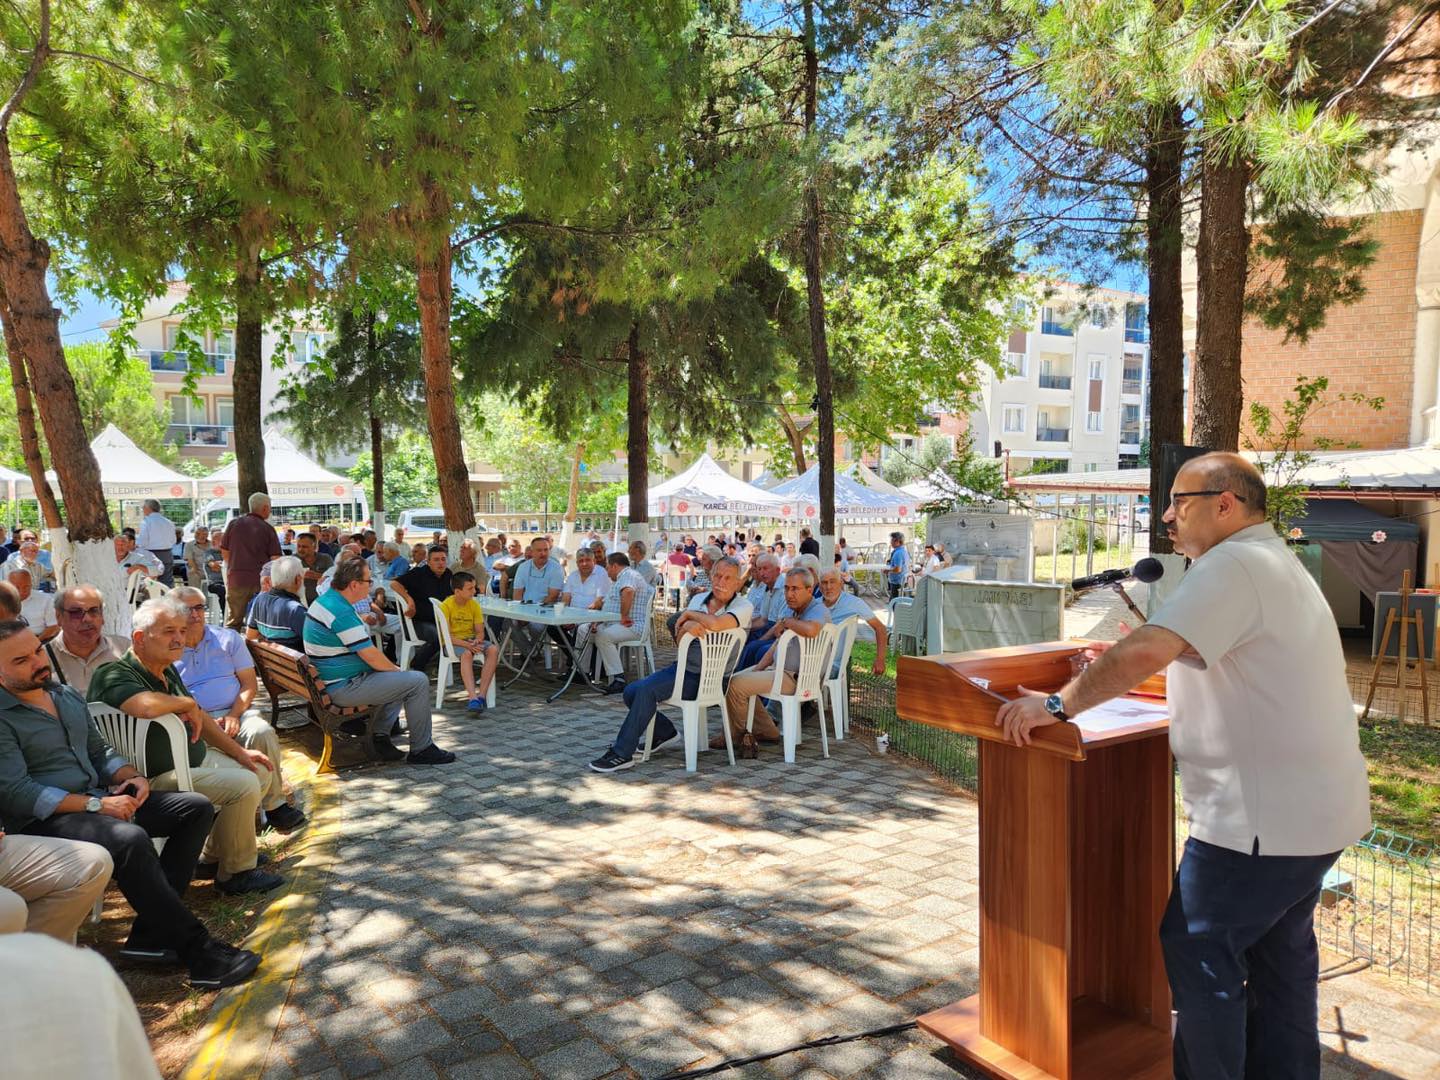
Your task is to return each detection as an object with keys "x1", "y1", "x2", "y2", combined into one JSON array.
[
  {"x1": 714, "y1": 567, "x2": 830, "y2": 750},
  {"x1": 0, "y1": 831, "x2": 112, "y2": 943},
  {"x1": 183, "y1": 525, "x2": 227, "y2": 617},
  {"x1": 173, "y1": 586, "x2": 305, "y2": 835},
  {"x1": 90, "y1": 599, "x2": 284, "y2": 894},
  {"x1": 293, "y1": 532, "x2": 333, "y2": 605},
  {"x1": 506, "y1": 537, "x2": 564, "y2": 658},
  {"x1": 9, "y1": 569, "x2": 56, "y2": 641},
  {"x1": 590, "y1": 556, "x2": 751, "y2": 774},
  {"x1": 246, "y1": 556, "x2": 308, "y2": 649},
  {"x1": 115, "y1": 535, "x2": 162, "y2": 579},
  {"x1": 818, "y1": 569, "x2": 888, "y2": 677},
  {"x1": 304, "y1": 557, "x2": 455, "y2": 765},
  {"x1": 3, "y1": 535, "x2": 53, "y2": 592},
  {"x1": 0, "y1": 620, "x2": 260, "y2": 987},
  {"x1": 590, "y1": 553, "x2": 651, "y2": 695},
  {"x1": 627, "y1": 540, "x2": 657, "y2": 588},
  {"x1": 42, "y1": 586, "x2": 128, "y2": 694}
]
